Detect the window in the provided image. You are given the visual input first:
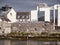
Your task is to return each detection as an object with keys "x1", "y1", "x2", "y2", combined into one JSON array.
[
  {"x1": 26, "y1": 16, "x2": 29, "y2": 19},
  {"x1": 20, "y1": 16, "x2": 22, "y2": 19},
  {"x1": 18, "y1": 16, "x2": 20, "y2": 18},
  {"x1": 50, "y1": 9, "x2": 58, "y2": 25},
  {"x1": 10, "y1": 13, "x2": 12, "y2": 16},
  {"x1": 38, "y1": 11, "x2": 45, "y2": 21},
  {"x1": 22, "y1": 16, "x2": 25, "y2": 19},
  {"x1": 55, "y1": 9, "x2": 58, "y2": 25},
  {"x1": 0, "y1": 27, "x2": 1, "y2": 29},
  {"x1": 55, "y1": 10, "x2": 58, "y2": 19},
  {"x1": 50, "y1": 10, "x2": 54, "y2": 23}
]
